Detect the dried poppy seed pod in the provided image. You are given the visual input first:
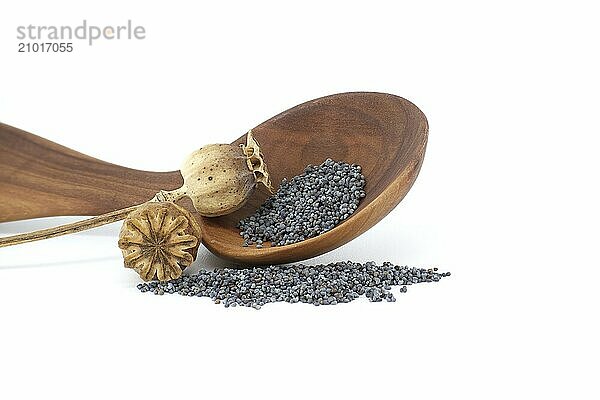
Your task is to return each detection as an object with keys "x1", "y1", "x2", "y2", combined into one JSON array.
[
  {"x1": 0, "y1": 131, "x2": 271, "y2": 248},
  {"x1": 154, "y1": 130, "x2": 273, "y2": 217},
  {"x1": 118, "y1": 202, "x2": 201, "y2": 281}
]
